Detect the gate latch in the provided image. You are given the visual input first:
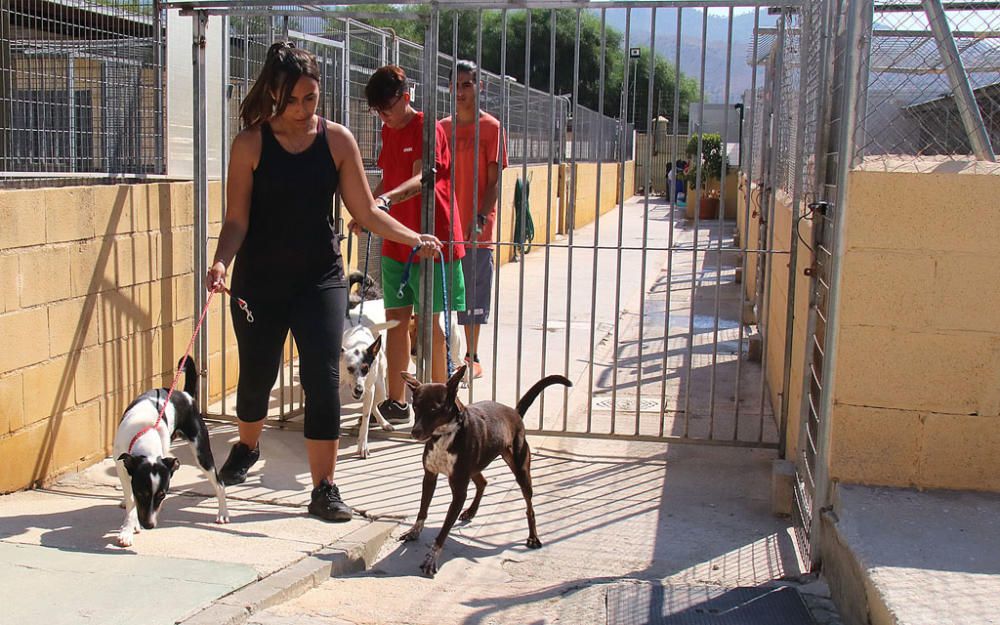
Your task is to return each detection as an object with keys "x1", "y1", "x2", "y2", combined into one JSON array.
[{"x1": 808, "y1": 201, "x2": 830, "y2": 216}]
